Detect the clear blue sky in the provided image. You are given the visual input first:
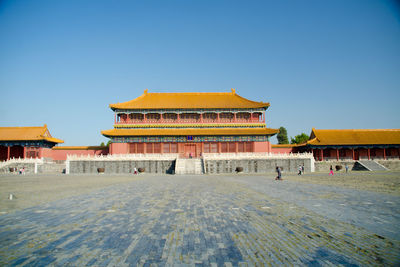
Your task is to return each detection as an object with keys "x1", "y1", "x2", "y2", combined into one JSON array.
[{"x1": 1, "y1": 0, "x2": 399, "y2": 146}]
